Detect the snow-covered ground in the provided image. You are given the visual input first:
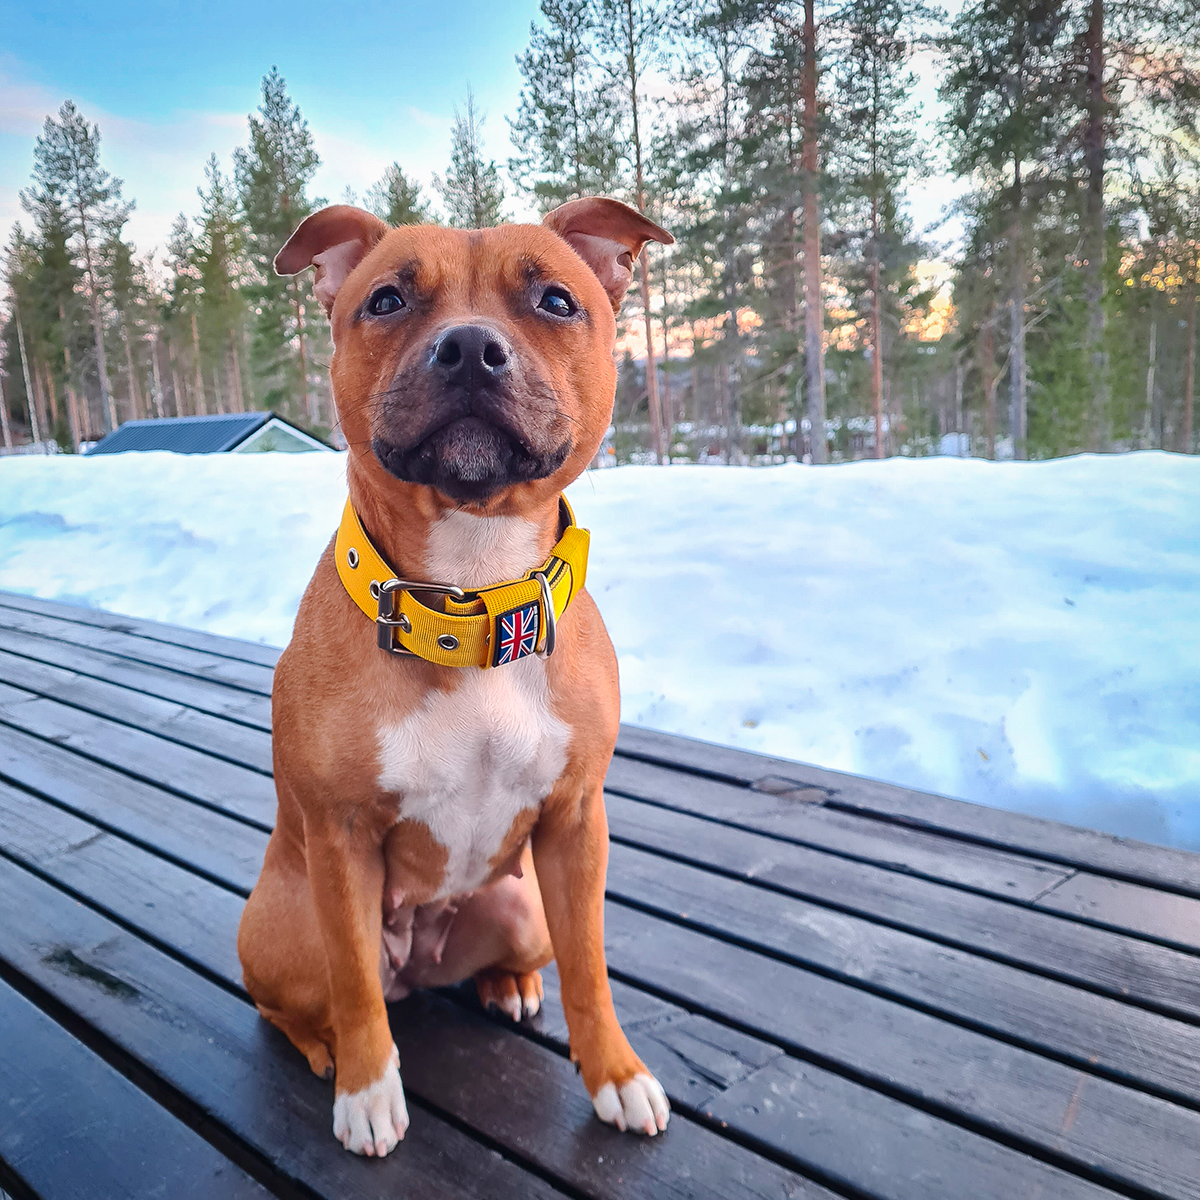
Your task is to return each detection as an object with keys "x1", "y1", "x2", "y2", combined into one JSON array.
[{"x1": 1, "y1": 450, "x2": 1197, "y2": 849}]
